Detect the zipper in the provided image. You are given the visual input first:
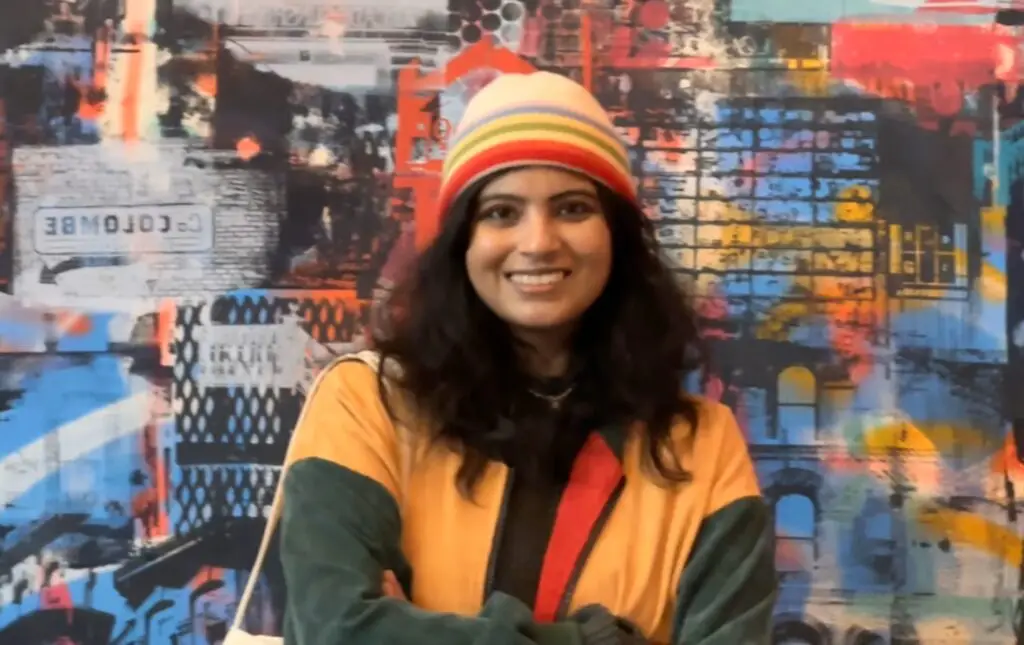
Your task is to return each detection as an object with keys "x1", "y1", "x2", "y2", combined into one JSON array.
[
  {"x1": 482, "y1": 467, "x2": 515, "y2": 602},
  {"x1": 554, "y1": 476, "x2": 627, "y2": 619}
]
